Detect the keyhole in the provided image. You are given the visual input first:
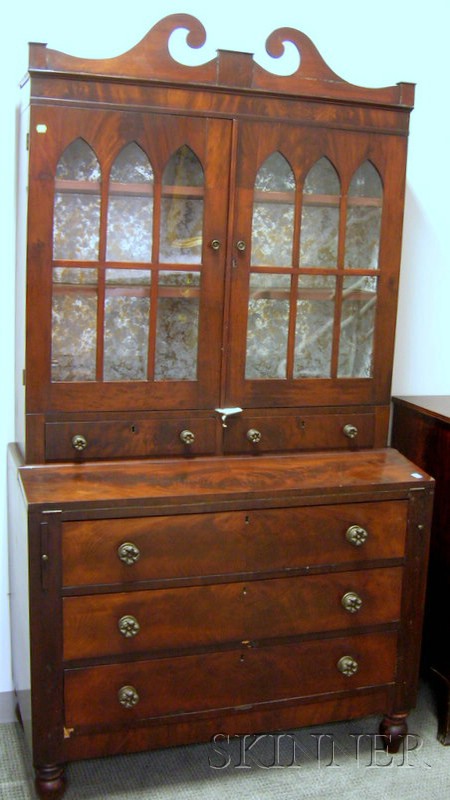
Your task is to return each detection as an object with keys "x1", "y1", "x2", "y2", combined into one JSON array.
[{"x1": 130, "y1": 425, "x2": 136, "y2": 433}]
